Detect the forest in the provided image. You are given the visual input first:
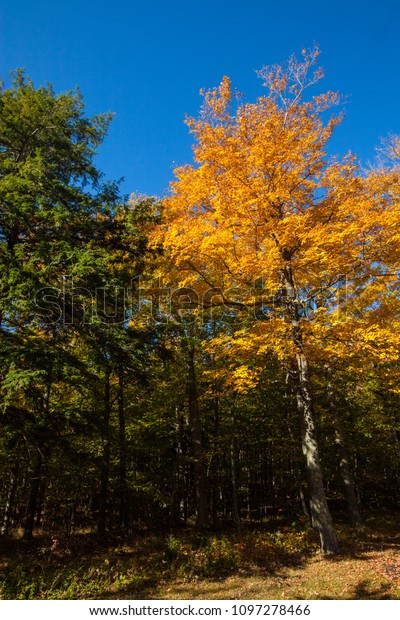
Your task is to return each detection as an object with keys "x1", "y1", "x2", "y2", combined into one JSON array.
[{"x1": 1, "y1": 49, "x2": 400, "y2": 599}]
